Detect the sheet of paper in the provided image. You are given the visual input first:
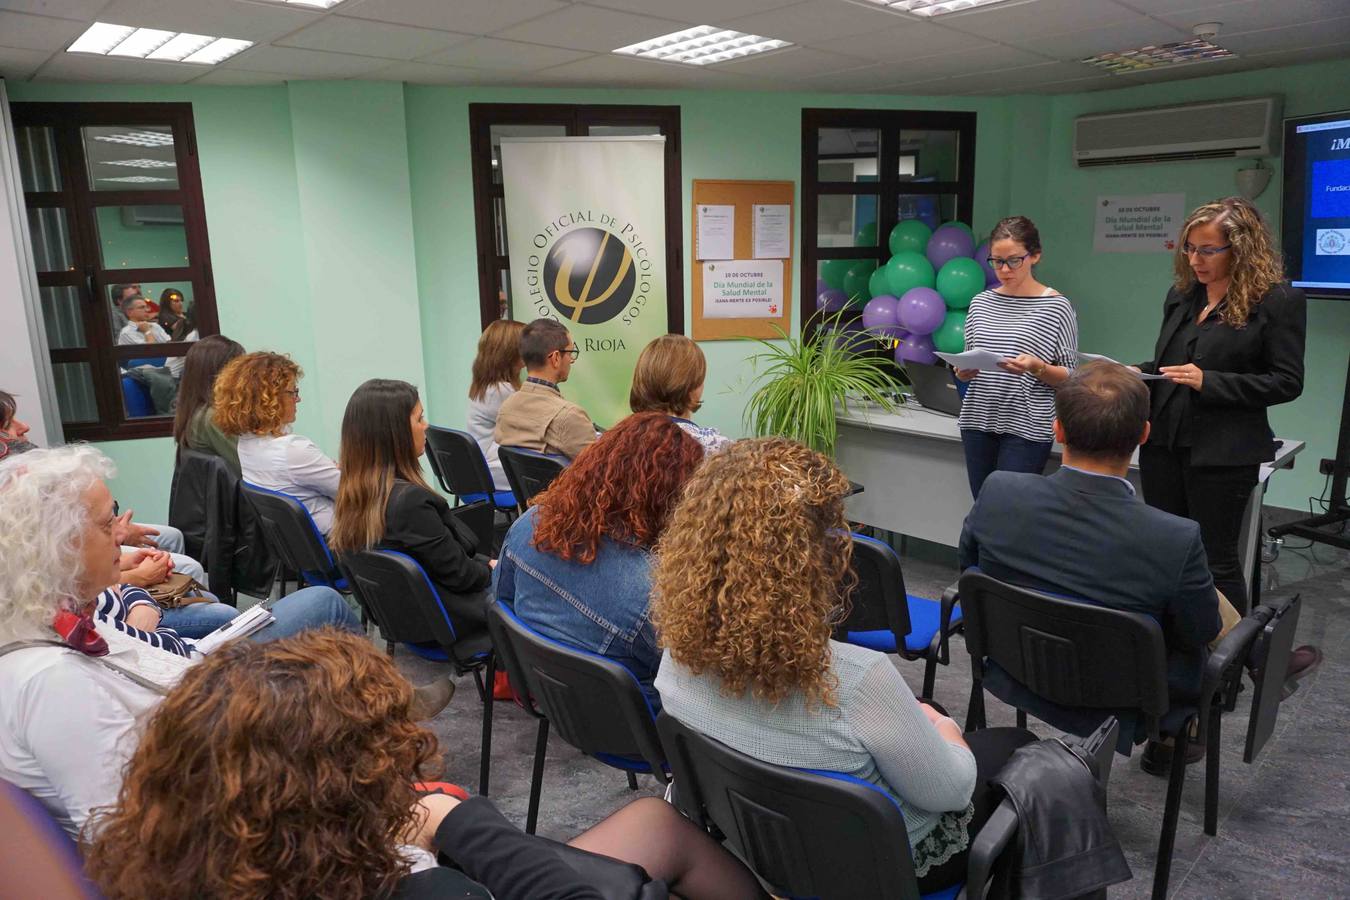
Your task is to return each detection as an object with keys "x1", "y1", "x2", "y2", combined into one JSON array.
[
  {"x1": 702, "y1": 259, "x2": 784, "y2": 319},
  {"x1": 696, "y1": 204, "x2": 735, "y2": 260},
  {"x1": 935, "y1": 349, "x2": 1008, "y2": 372},
  {"x1": 1075, "y1": 350, "x2": 1167, "y2": 380},
  {"x1": 753, "y1": 204, "x2": 791, "y2": 259}
]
